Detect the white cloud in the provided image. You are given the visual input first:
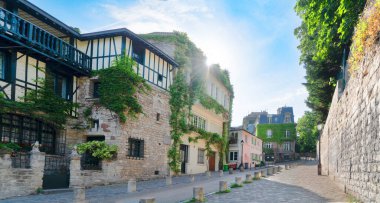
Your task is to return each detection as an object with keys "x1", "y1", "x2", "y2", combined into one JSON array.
[{"x1": 97, "y1": 0, "x2": 309, "y2": 126}]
